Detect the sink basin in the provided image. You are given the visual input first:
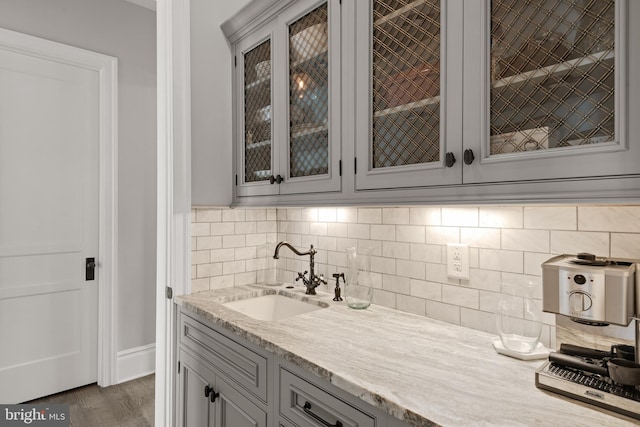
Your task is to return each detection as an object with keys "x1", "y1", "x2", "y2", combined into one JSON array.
[{"x1": 222, "y1": 294, "x2": 326, "y2": 321}]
